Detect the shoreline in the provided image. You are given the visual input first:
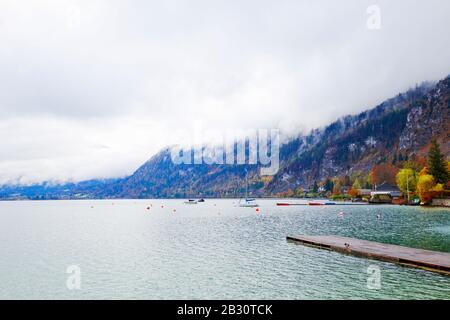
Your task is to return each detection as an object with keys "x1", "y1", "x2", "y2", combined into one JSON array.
[{"x1": 0, "y1": 197, "x2": 449, "y2": 208}]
